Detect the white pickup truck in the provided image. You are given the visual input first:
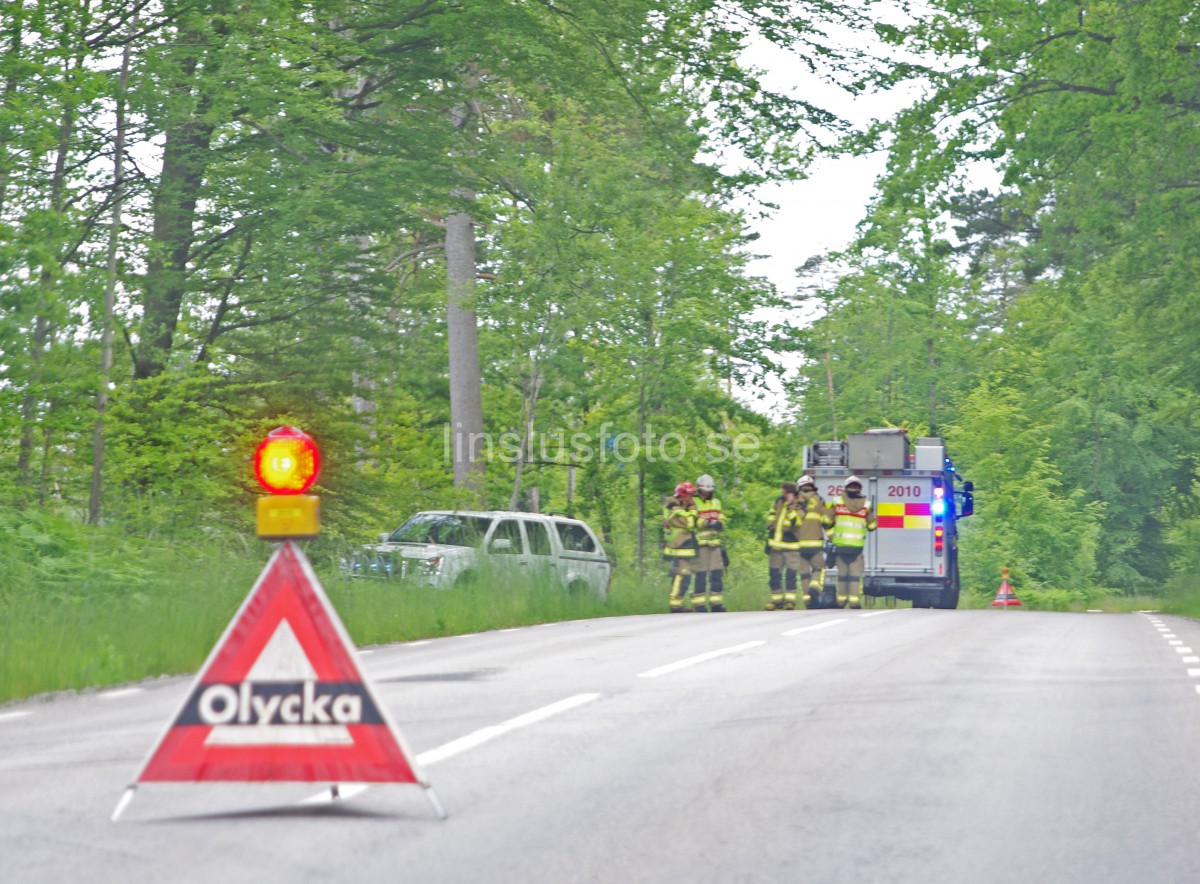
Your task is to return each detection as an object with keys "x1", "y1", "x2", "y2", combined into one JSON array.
[{"x1": 351, "y1": 510, "x2": 612, "y2": 599}]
